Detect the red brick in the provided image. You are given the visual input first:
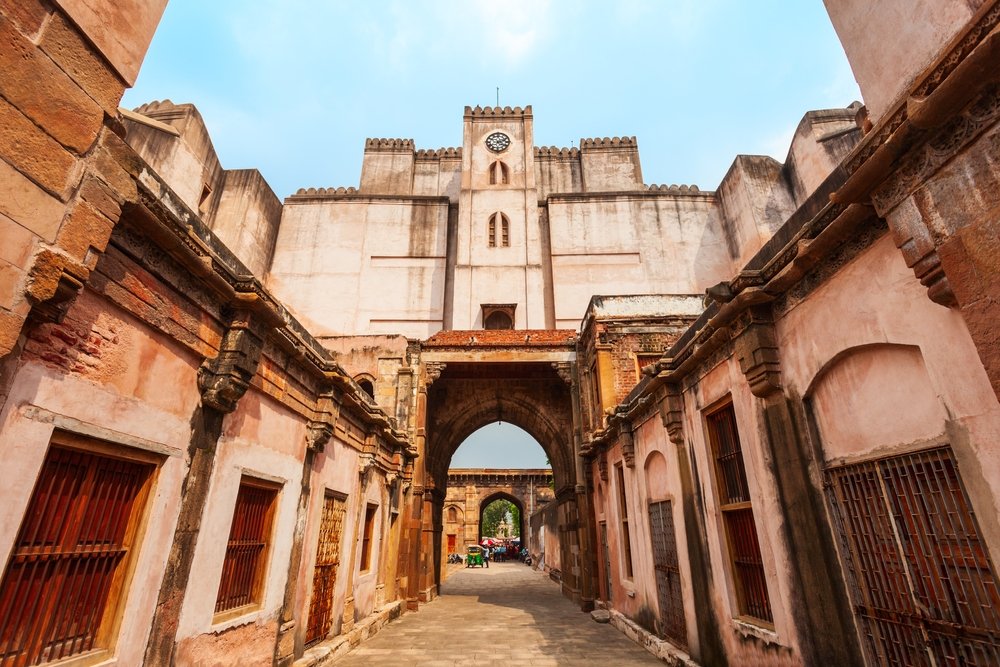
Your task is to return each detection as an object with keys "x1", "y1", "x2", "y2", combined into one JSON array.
[
  {"x1": 0, "y1": 0, "x2": 51, "y2": 39},
  {"x1": 0, "y1": 95, "x2": 80, "y2": 198},
  {"x1": 55, "y1": 200, "x2": 115, "y2": 261},
  {"x1": 39, "y1": 11, "x2": 127, "y2": 115},
  {"x1": 424, "y1": 329, "x2": 576, "y2": 347},
  {"x1": 0, "y1": 15, "x2": 103, "y2": 154}
]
